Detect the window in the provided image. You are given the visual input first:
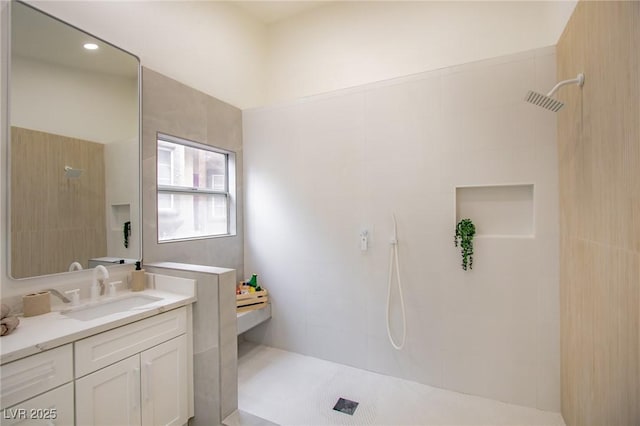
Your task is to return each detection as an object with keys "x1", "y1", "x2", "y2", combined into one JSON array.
[{"x1": 157, "y1": 134, "x2": 236, "y2": 242}]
